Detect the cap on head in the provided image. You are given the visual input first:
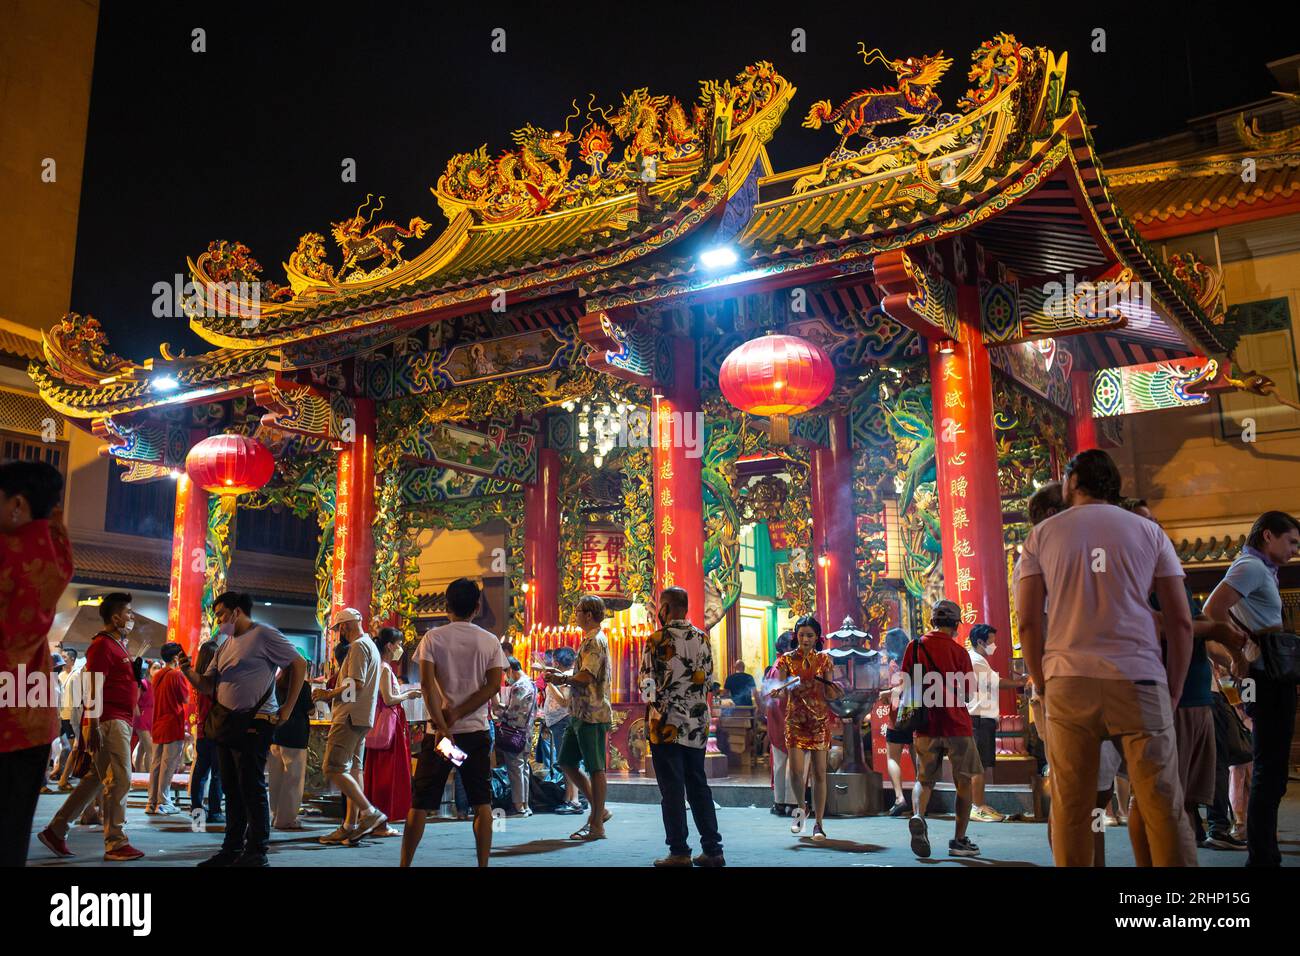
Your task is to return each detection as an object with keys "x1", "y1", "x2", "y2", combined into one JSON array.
[
  {"x1": 330, "y1": 607, "x2": 363, "y2": 629},
  {"x1": 930, "y1": 599, "x2": 961, "y2": 629}
]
